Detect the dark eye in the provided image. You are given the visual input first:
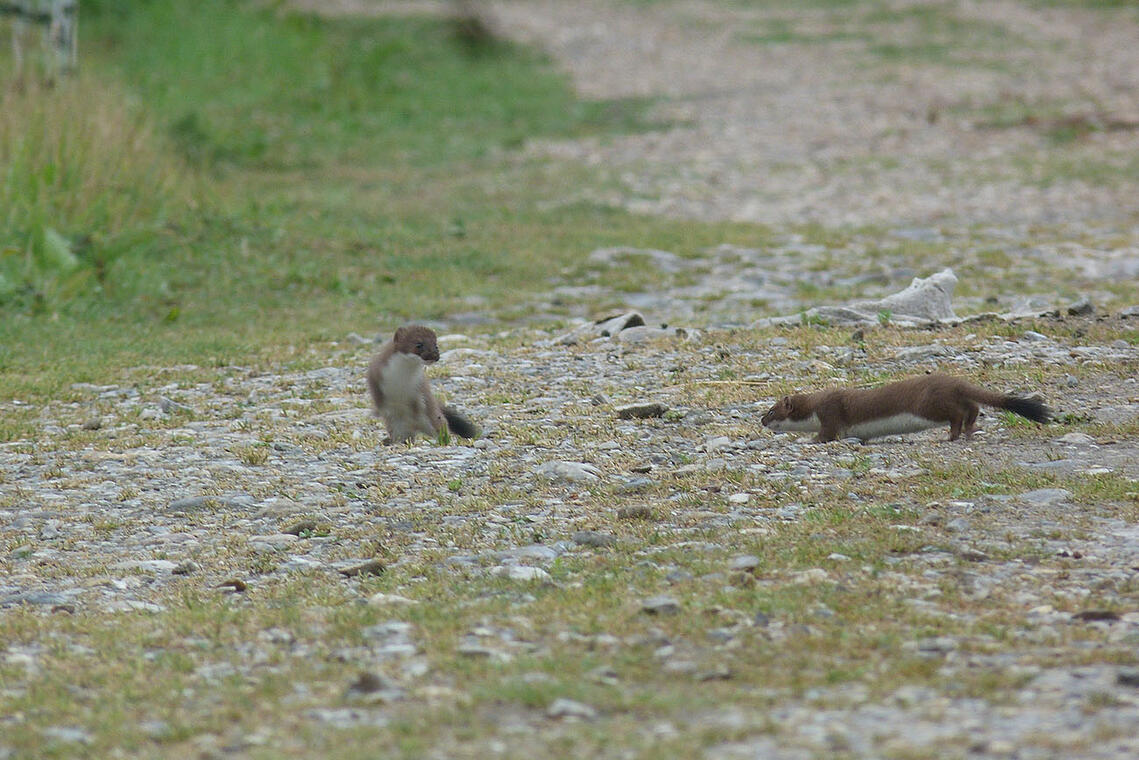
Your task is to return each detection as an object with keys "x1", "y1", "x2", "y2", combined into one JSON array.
[{"x1": 416, "y1": 342, "x2": 424, "y2": 351}]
